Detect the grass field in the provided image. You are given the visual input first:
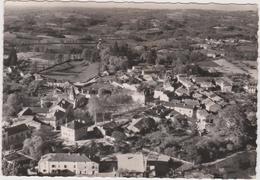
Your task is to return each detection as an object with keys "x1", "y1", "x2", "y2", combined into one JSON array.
[{"x1": 41, "y1": 61, "x2": 100, "y2": 82}]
